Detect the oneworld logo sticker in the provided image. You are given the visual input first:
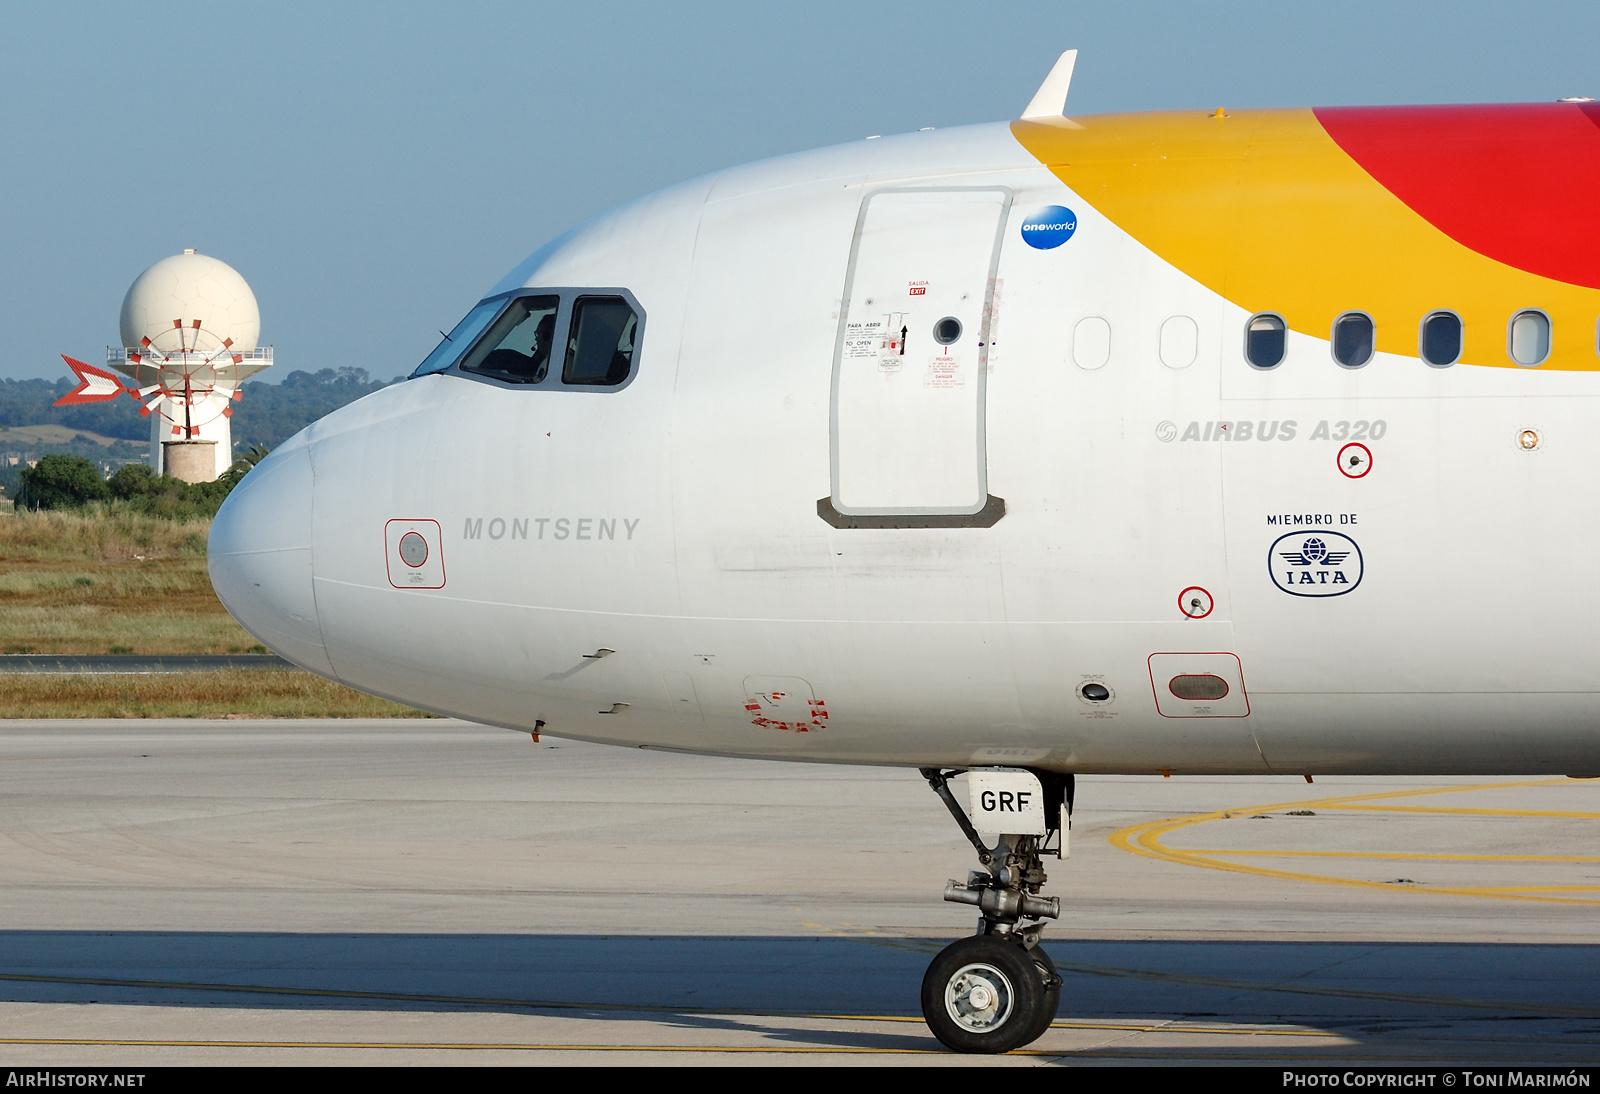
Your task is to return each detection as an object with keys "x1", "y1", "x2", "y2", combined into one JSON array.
[
  {"x1": 1269, "y1": 531, "x2": 1363, "y2": 597},
  {"x1": 1020, "y1": 206, "x2": 1077, "y2": 249}
]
